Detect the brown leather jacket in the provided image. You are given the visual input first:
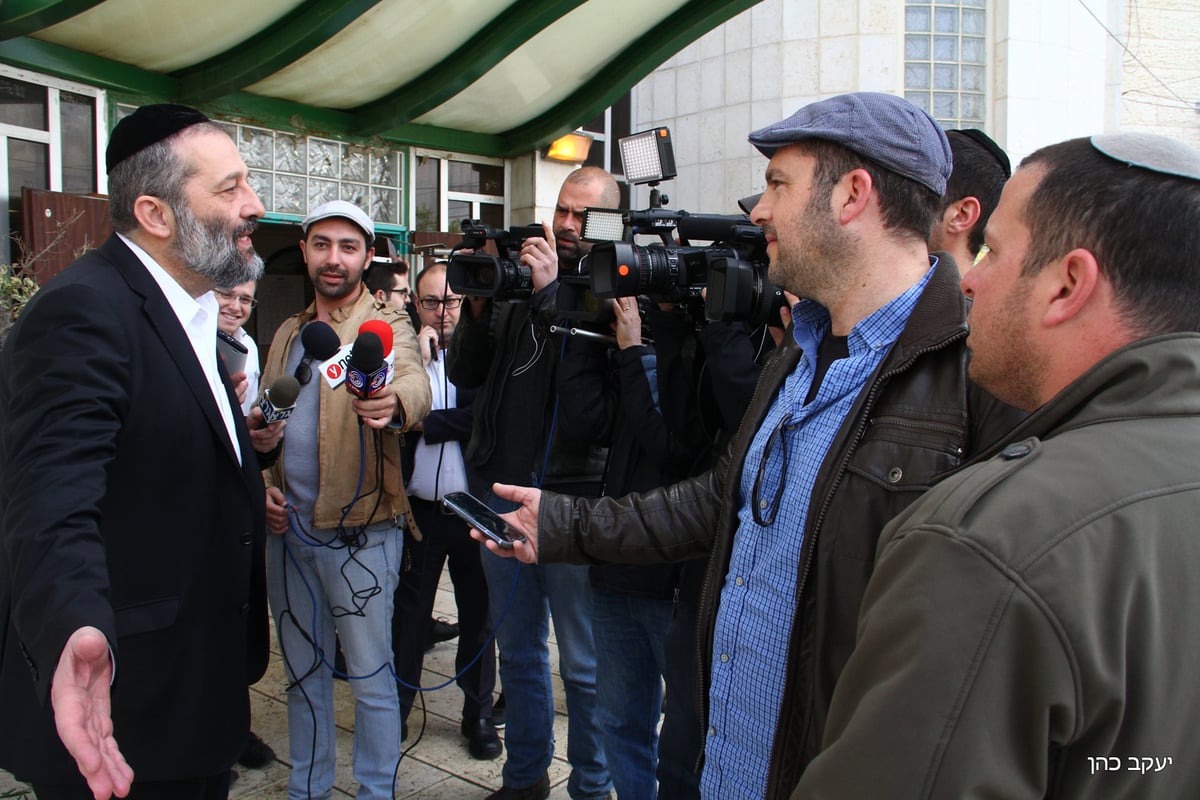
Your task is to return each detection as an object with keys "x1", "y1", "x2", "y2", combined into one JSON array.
[
  {"x1": 260, "y1": 289, "x2": 431, "y2": 533},
  {"x1": 537, "y1": 255, "x2": 1025, "y2": 798}
]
